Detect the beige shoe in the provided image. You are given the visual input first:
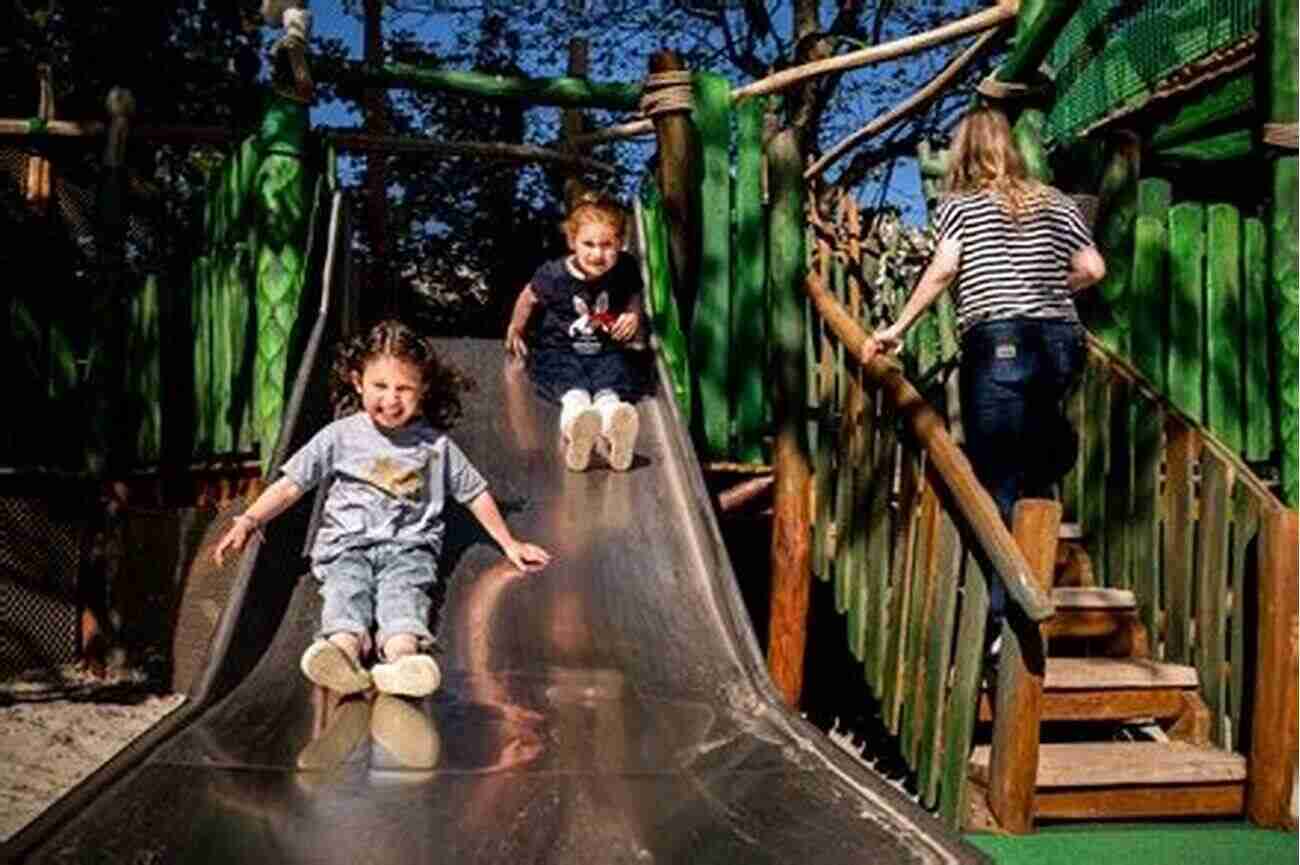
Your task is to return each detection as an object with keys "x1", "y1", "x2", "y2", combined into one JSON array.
[
  {"x1": 296, "y1": 696, "x2": 371, "y2": 770},
  {"x1": 601, "y1": 403, "x2": 639, "y2": 471},
  {"x1": 563, "y1": 407, "x2": 601, "y2": 472},
  {"x1": 300, "y1": 639, "x2": 372, "y2": 695},
  {"x1": 371, "y1": 653, "x2": 441, "y2": 697},
  {"x1": 371, "y1": 695, "x2": 441, "y2": 770}
]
